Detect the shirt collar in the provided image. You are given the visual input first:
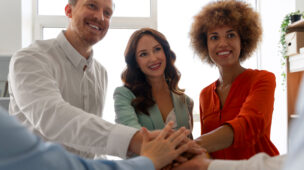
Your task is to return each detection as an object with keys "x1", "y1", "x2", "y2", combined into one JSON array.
[{"x1": 56, "y1": 31, "x2": 93, "y2": 71}]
